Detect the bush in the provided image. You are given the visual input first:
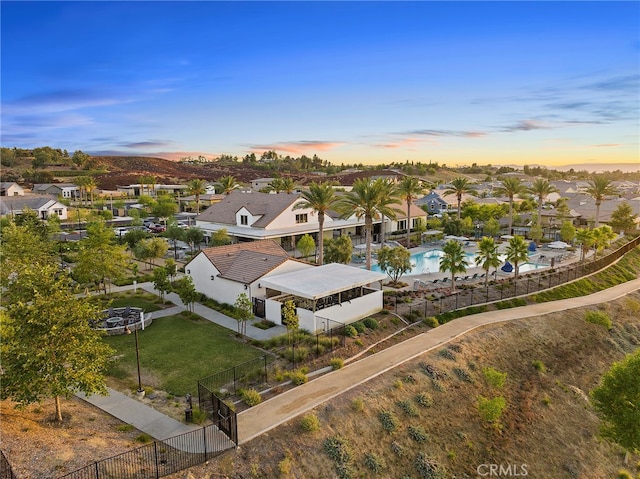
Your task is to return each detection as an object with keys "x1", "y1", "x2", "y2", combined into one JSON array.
[
  {"x1": 279, "y1": 456, "x2": 292, "y2": 475},
  {"x1": 300, "y1": 413, "x2": 321, "y2": 433},
  {"x1": 397, "y1": 399, "x2": 419, "y2": 417},
  {"x1": 351, "y1": 398, "x2": 365, "y2": 412},
  {"x1": 617, "y1": 470, "x2": 633, "y2": 479},
  {"x1": 239, "y1": 388, "x2": 262, "y2": 407},
  {"x1": 363, "y1": 317, "x2": 379, "y2": 330},
  {"x1": 477, "y1": 395, "x2": 506, "y2": 427},
  {"x1": 532, "y1": 360, "x2": 547, "y2": 373},
  {"x1": 390, "y1": 440, "x2": 405, "y2": 457},
  {"x1": 351, "y1": 321, "x2": 366, "y2": 334},
  {"x1": 323, "y1": 435, "x2": 352, "y2": 464},
  {"x1": 135, "y1": 433, "x2": 153, "y2": 444},
  {"x1": 191, "y1": 408, "x2": 207, "y2": 425},
  {"x1": 415, "y1": 392, "x2": 434, "y2": 408},
  {"x1": 585, "y1": 310, "x2": 613, "y2": 330},
  {"x1": 438, "y1": 349, "x2": 456, "y2": 360},
  {"x1": 423, "y1": 316, "x2": 439, "y2": 328},
  {"x1": 344, "y1": 326, "x2": 358, "y2": 338},
  {"x1": 409, "y1": 425, "x2": 429, "y2": 442},
  {"x1": 330, "y1": 357, "x2": 345, "y2": 370},
  {"x1": 415, "y1": 452, "x2": 447, "y2": 479},
  {"x1": 482, "y1": 367, "x2": 507, "y2": 389},
  {"x1": 448, "y1": 344, "x2": 462, "y2": 353},
  {"x1": 364, "y1": 452, "x2": 385, "y2": 474},
  {"x1": 378, "y1": 410, "x2": 399, "y2": 433},
  {"x1": 453, "y1": 367, "x2": 473, "y2": 383},
  {"x1": 287, "y1": 370, "x2": 308, "y2": 385}
]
